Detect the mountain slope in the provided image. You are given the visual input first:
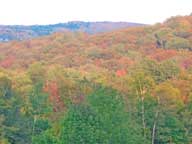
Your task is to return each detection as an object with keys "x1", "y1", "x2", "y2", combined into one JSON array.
[
  {"x1": 1, "y1": 15, "x2": 192, "y2": 144},
  {"x1": 0, "y1": 15, "x2": 191, "y2": 71},
  {"x1": 0, "y1": 21, "x2": 144, "y2": 42}
]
